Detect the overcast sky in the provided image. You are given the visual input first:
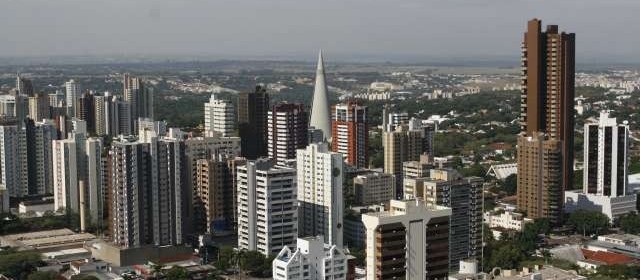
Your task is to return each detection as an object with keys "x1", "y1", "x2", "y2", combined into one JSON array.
[{"x1": 1, "y1": 0, "x2": 639, "y2": 63}]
